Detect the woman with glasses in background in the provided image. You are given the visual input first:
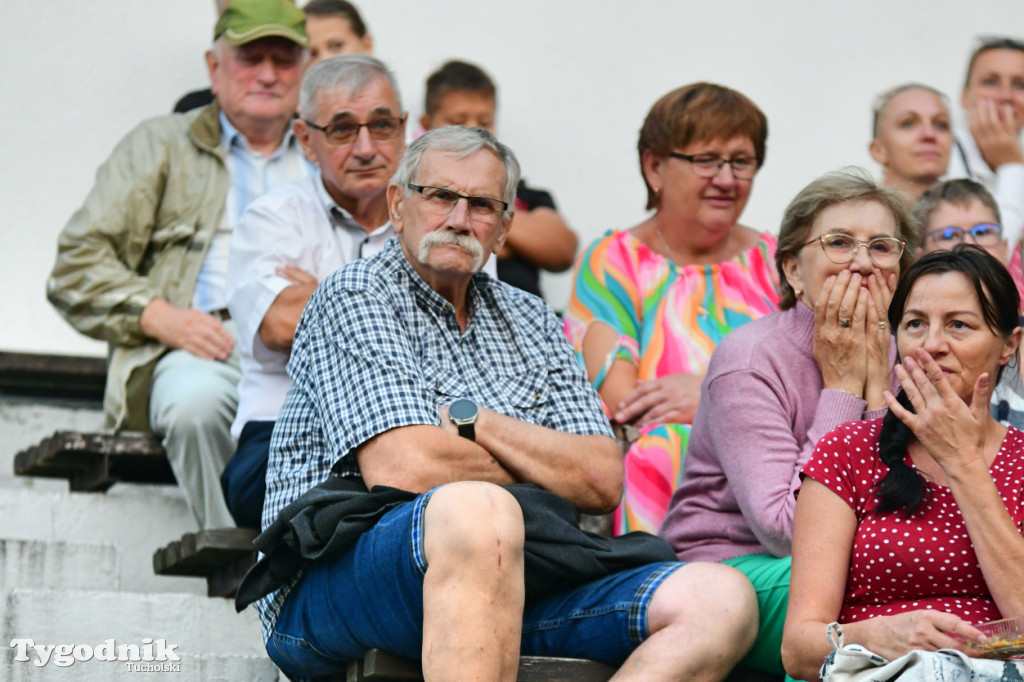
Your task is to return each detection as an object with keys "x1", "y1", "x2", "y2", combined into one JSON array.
[
  {"x1": 660, "y1": 170, "x2": 917, "y2": 677},
  {"x1": 563, "y1": 82, "x2": 779, "y2": 536},
  {"x1": 869, "y1": 83, "x2": 953, "y2": 200}
]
